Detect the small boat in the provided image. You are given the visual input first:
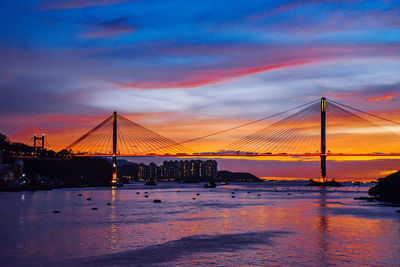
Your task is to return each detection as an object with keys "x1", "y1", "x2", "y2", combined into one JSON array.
[
  {"x1": 220, "y1": 181, "x2": 230, "y2": 185},
  {"x1": 204, "y1": 181, "x2": 217, "y2": 188}
]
